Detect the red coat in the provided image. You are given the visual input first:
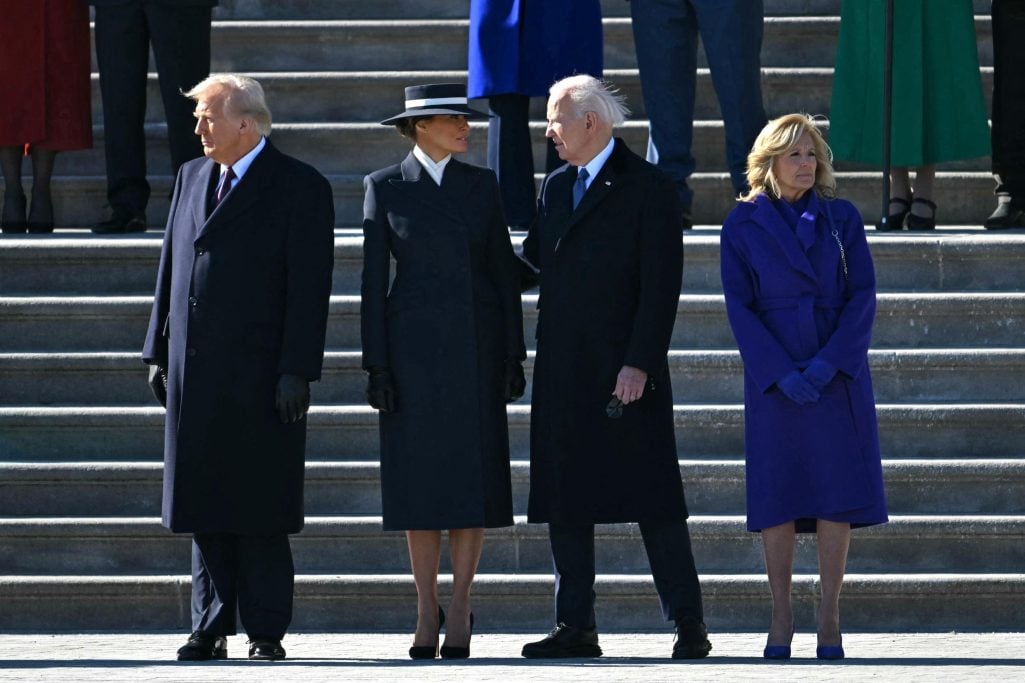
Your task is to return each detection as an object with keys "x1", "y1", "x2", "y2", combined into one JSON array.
[{"x1": 0, "y1": 0, "x2": 92, "y2": 150}]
